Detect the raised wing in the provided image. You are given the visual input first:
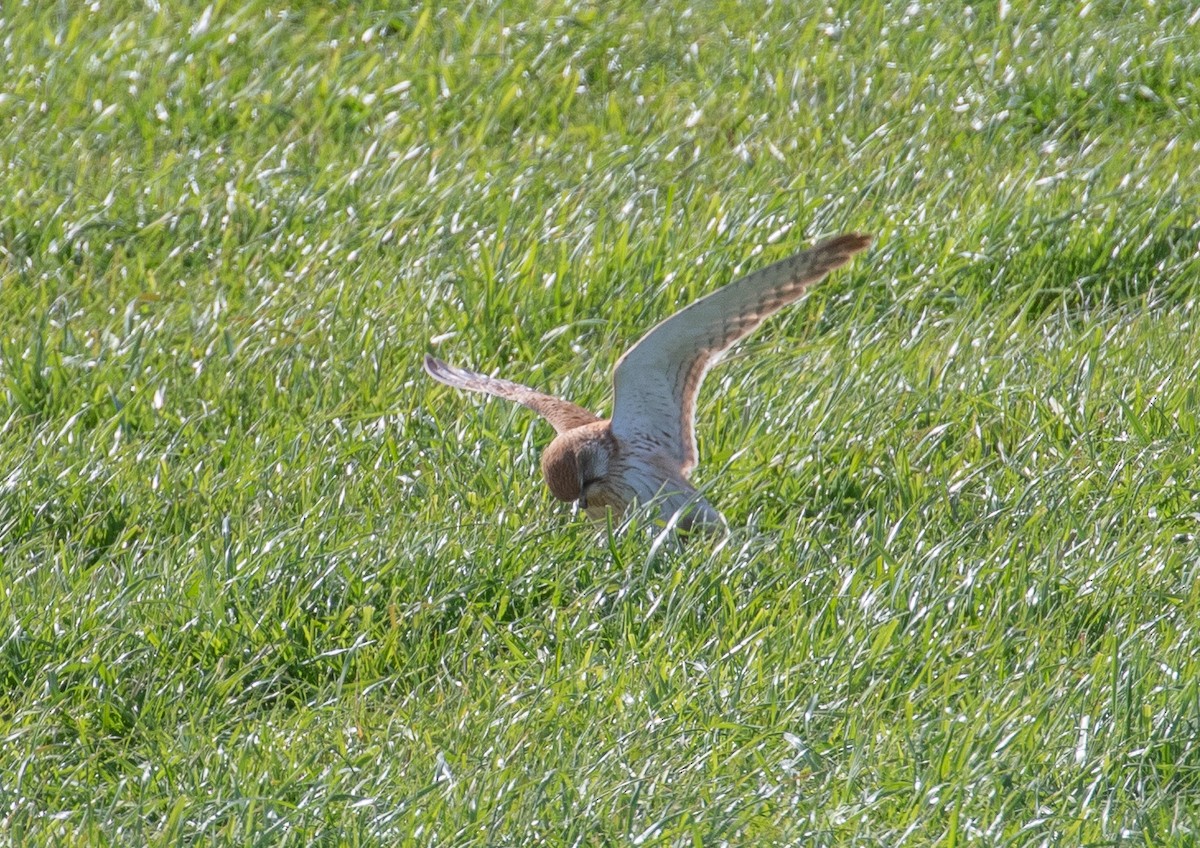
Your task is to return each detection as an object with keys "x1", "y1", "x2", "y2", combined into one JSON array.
[
  {"x1": 610, "y1": 233, "x2": 871, "y2": 473},
  {"x1": 424, "y1": 354, "x2": 600, "y2": 434}
]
